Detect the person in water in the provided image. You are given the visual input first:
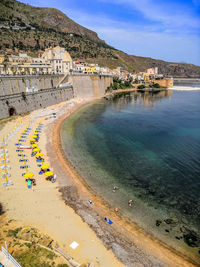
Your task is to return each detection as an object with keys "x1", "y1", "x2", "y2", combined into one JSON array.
[
  {"x1": 128, "y1": 199, "x2": 133, "y2": 207},
  {"x1": 112, "y1": 186, "x2": 118, "y2": 193}
]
